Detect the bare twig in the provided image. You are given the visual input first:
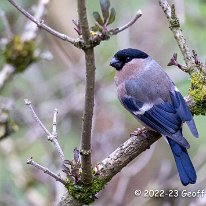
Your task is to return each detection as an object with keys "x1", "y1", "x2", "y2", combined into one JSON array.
[
  {"x1": 48, "y1": 109, "x2": 65, "y2": 161},
  {"x1": 7, "y1": 0, "x2": 77, "y2": 45},
  {"x1": 77, "y1": 0, "x2": 94, "y2": 185},
  {"x1": 159, "y1": 0, "x2": 196, "y2": 73},
  {"x1": 27, "y1": 157, "x2": 67, "y2": 185},
  {"x1": 24, "y1": 99, "x2": 51, "y2": 136},
  {"x1": 111, "y1": 10, "x2": 142, "y2": 35},
  {"x1": 24, "y1": 99, "x2": 65, "y2": 162},
  {"x1": 52, "y1": 137, "x2": 65, "y2": 161},
  {"x1": 167, "y1": 53, "x2": 189, "y2": 72},
  {"x1": 22, "y1": 0, "x2": 51, "y2": 41},
  {"x1": 52, "y1": 108, "x2": 58, "y2": 135}
]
